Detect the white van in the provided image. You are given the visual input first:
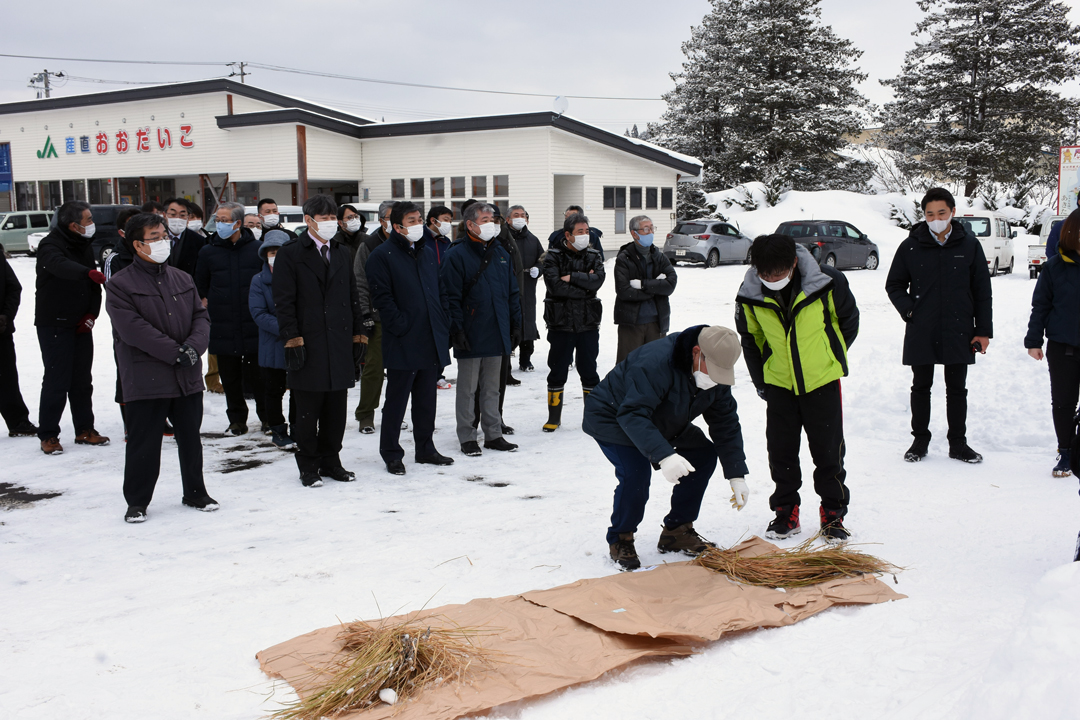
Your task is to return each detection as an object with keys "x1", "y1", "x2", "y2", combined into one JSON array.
[
  {"x1": 956, "y1": 212, "x2": 1015, "y2": 276},
  {"x1": 1029, "y1": 214, "x2": 1068, "y2": 278}
]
